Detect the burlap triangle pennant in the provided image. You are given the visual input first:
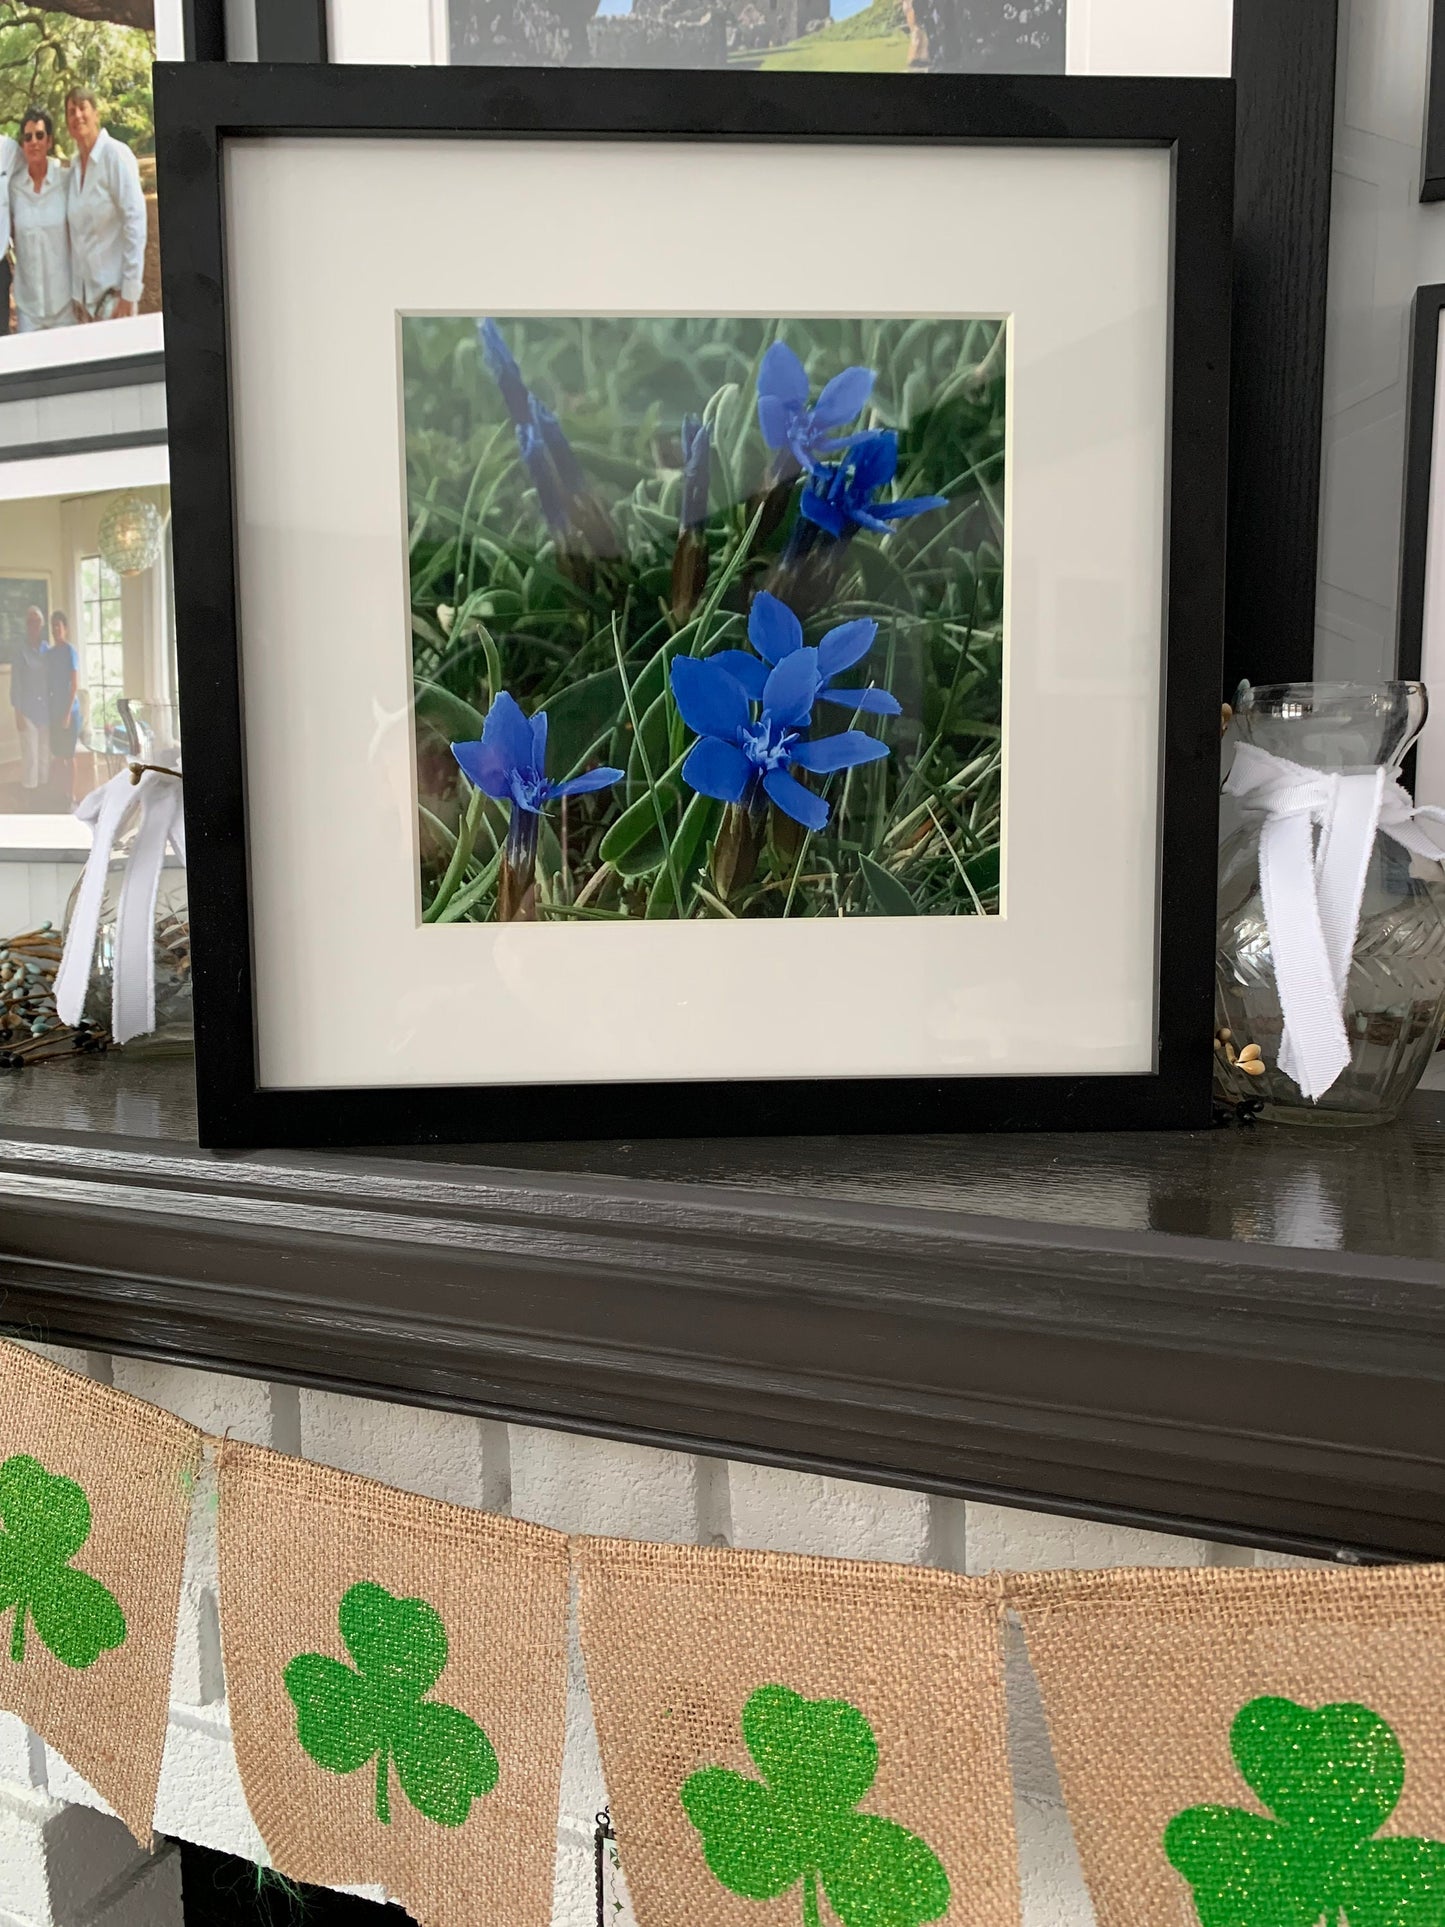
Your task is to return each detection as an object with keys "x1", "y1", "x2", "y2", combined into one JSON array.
[
  {"x1": 215, "y1": 1440, "x2": 569, "y2": 1927},
  {"x1": 1014, "y1": 1563, "x2": 1445, "y2": 1927},
  {"x1": 576, "y1": 1537, "x2": 1019, "y2": 1927},
  {"x1": 0, "y1": 1337, "x2": 201, "y2": 1845}
]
